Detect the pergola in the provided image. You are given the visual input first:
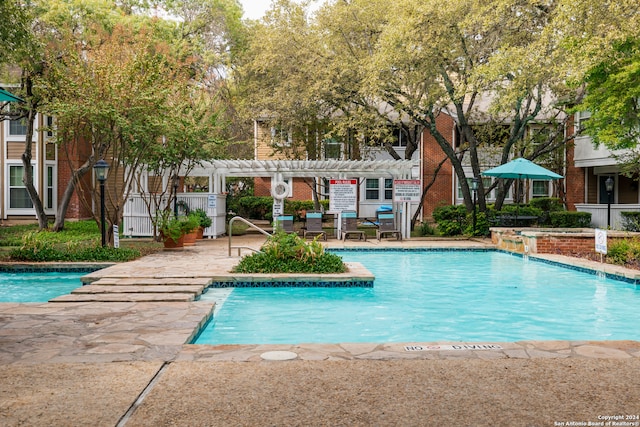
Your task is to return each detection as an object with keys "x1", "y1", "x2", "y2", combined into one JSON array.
[
  {"x1": 188, "y1": 159, "x2": 420, "y2": 238},
  {"x1": 190, "y1": 159, "x2": 419, "y2": 192}
]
